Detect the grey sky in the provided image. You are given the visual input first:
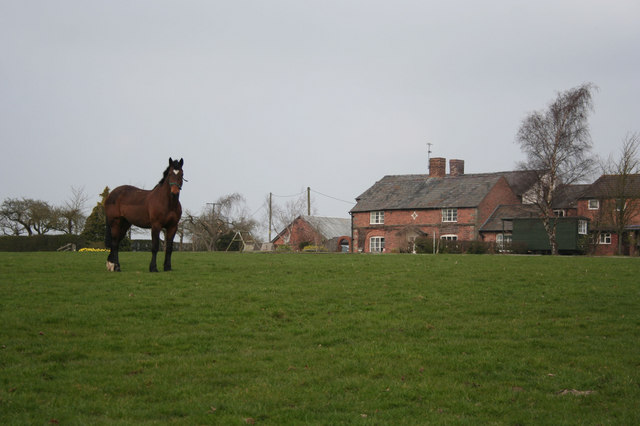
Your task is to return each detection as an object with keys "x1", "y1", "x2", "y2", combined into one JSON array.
[{"x1": 1, "y1": 0, "x2": 639, "y2": 238}]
